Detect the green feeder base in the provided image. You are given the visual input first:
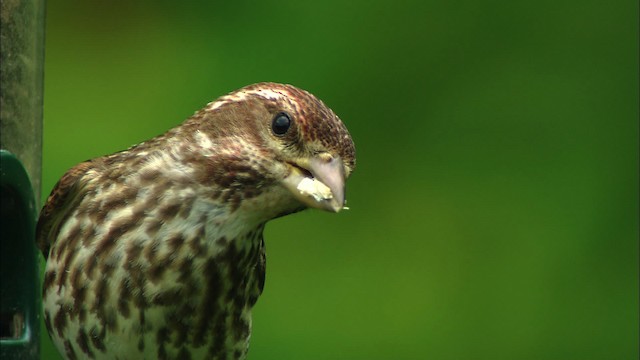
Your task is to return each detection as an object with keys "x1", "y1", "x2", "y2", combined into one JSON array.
[{"x1": 0, "y1": 150, "x2": 40, "y2": 359}]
